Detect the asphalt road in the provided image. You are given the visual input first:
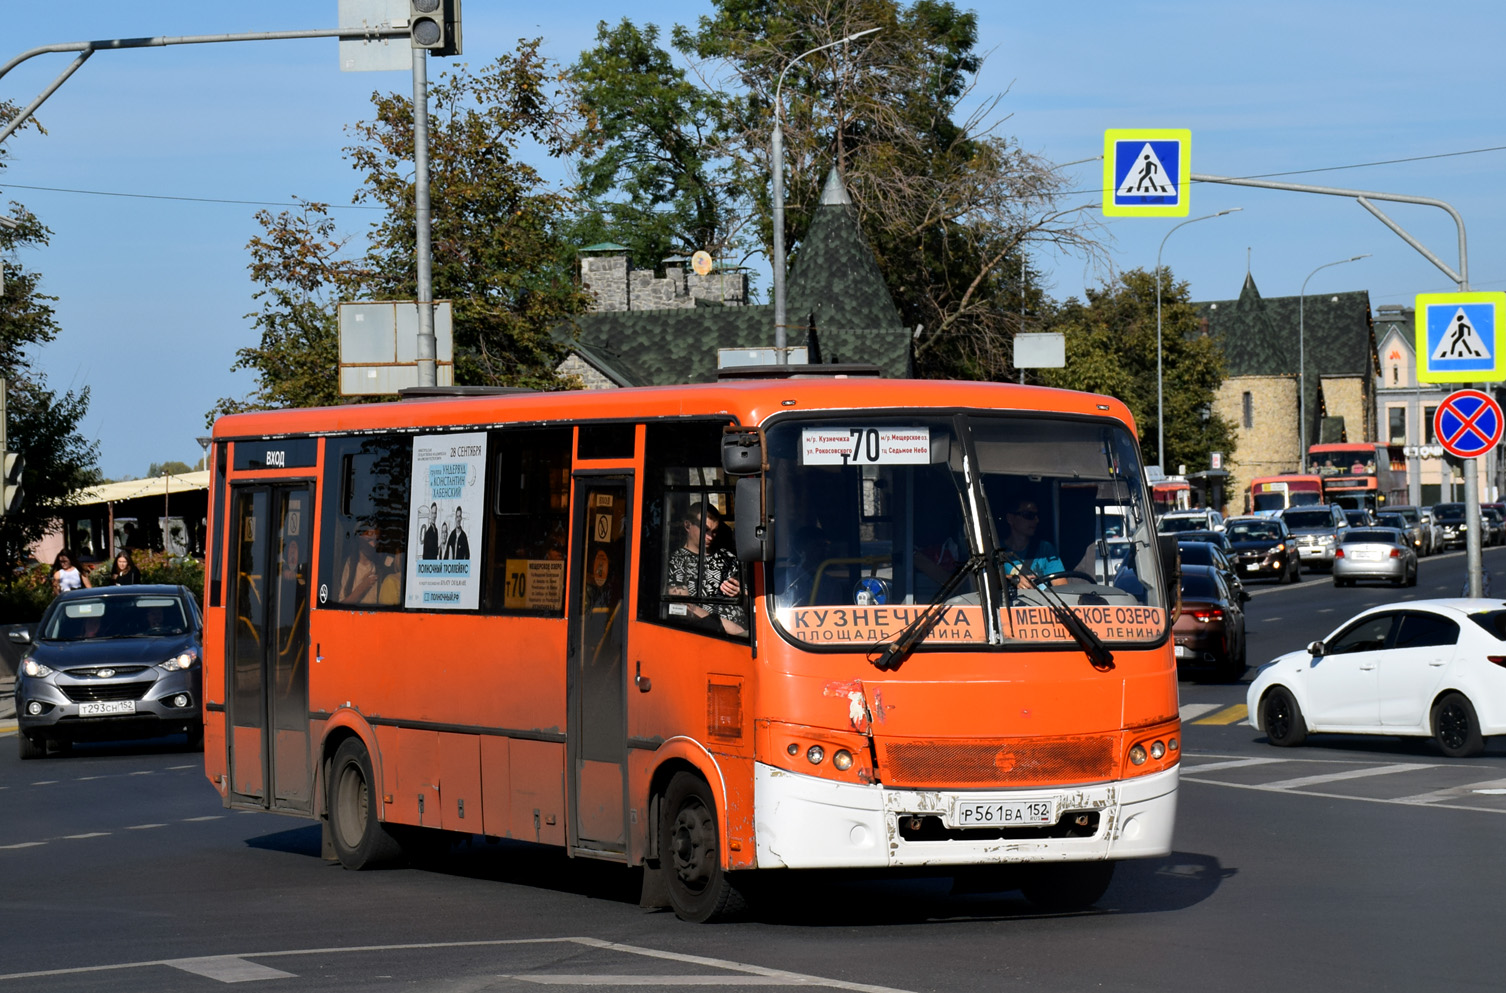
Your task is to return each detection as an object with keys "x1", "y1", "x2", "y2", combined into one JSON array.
[{"x1": 3, "y1": 546, "x2": 1506, "y2": 992}]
